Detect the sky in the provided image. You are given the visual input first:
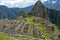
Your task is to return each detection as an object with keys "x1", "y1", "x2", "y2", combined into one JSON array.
[{"x1": 0, "y1": 0, "x2": 58, "y2": 8}]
